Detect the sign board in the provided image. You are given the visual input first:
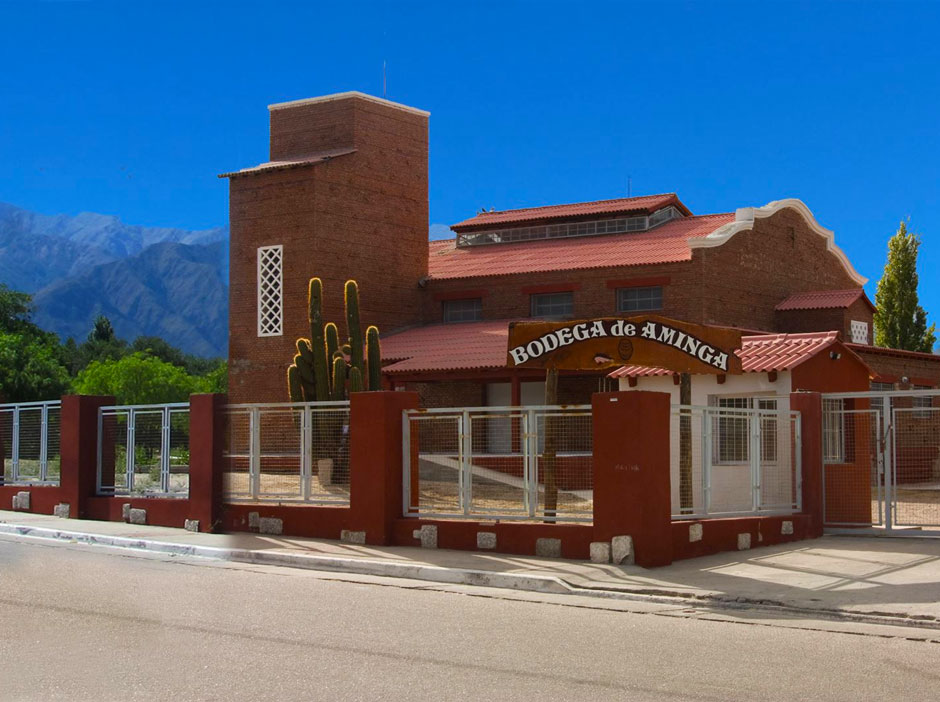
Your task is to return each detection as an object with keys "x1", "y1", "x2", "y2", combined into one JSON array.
[{"x1": 506, "y1": 315, "x2": 743, "y2": 375}]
